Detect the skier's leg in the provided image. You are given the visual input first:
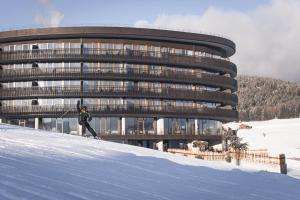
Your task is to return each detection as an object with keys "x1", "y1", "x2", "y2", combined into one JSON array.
[
  {"x1": 81, "y1": 123, "x2": 86, "y2": 136},
  {"x1": 85, "y1": 122, "x2": 97, "y2": 137}
]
